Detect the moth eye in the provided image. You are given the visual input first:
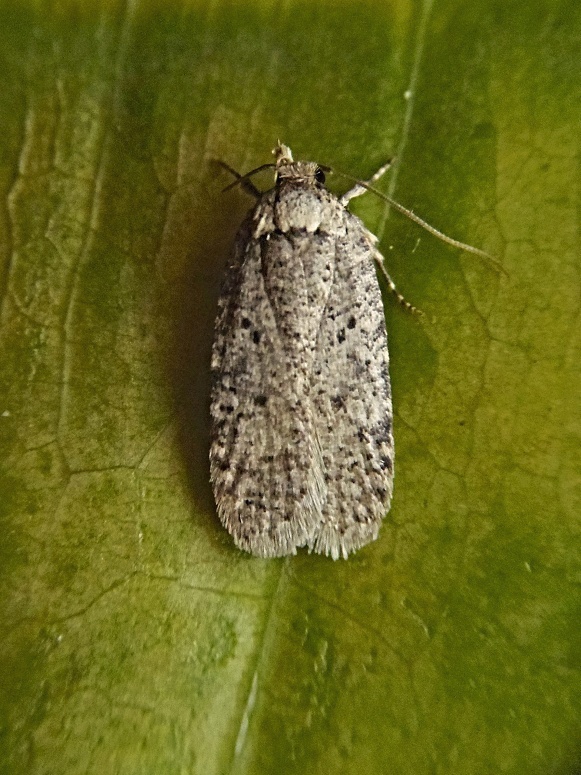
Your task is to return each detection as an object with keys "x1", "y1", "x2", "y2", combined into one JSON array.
[{"x1": 315, "y1": 167, "x2": 326, "y2": 184}]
